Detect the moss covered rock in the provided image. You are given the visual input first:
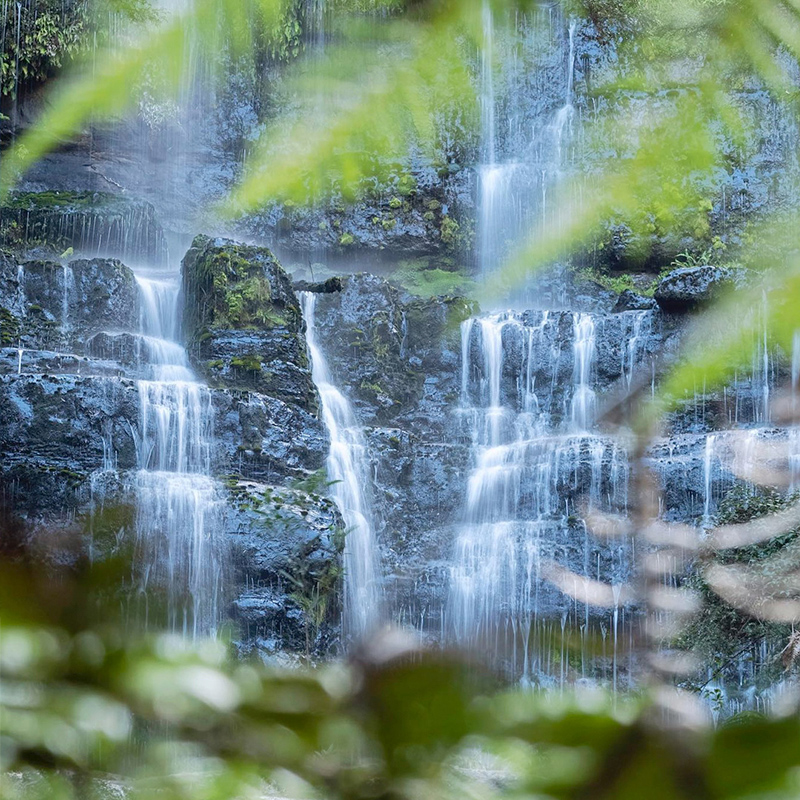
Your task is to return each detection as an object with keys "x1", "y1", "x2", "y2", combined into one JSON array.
[{"x1": 181, "y1": 235, "x2": 316, "y2": 410}]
